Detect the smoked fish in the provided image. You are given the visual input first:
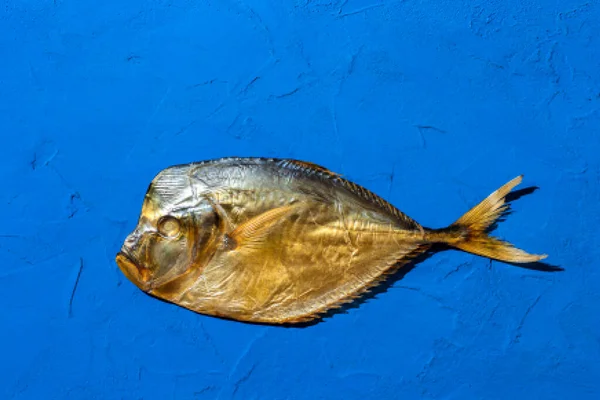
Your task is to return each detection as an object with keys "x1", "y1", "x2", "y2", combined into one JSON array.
[{"x1": 116, "y1": 157, "x2": 547, "y2": 324}]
